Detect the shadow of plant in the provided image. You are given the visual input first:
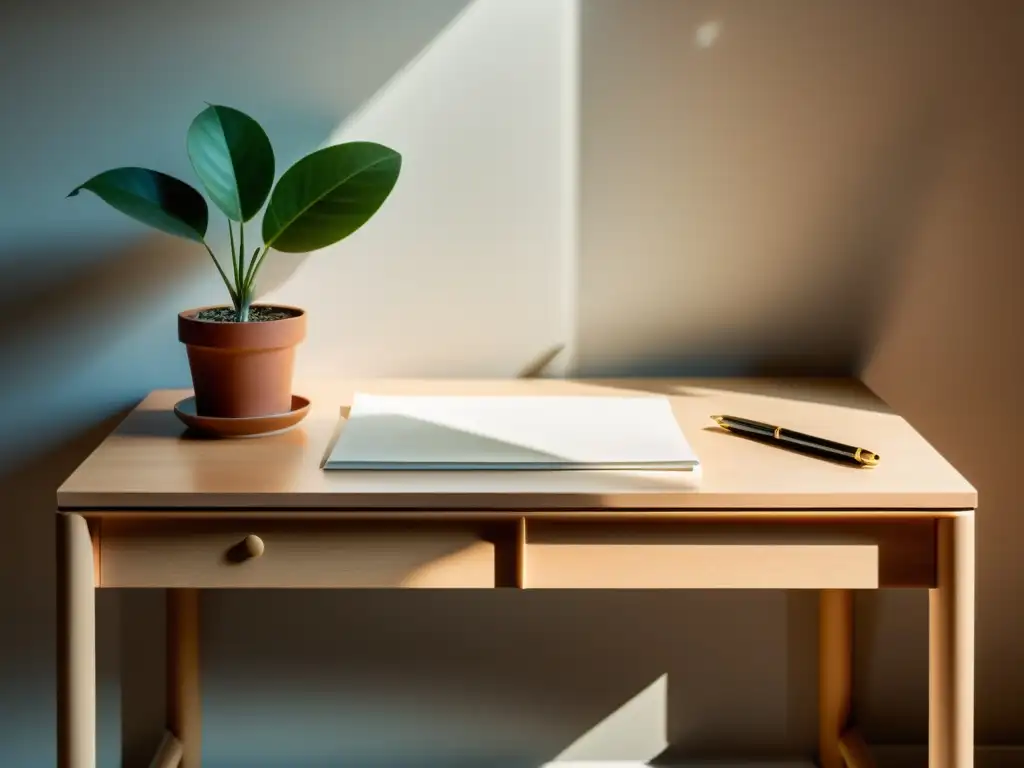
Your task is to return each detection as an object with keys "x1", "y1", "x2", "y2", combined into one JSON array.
[{"x1": 0, "y1": 234, "x2": 208, "y2": 401}]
